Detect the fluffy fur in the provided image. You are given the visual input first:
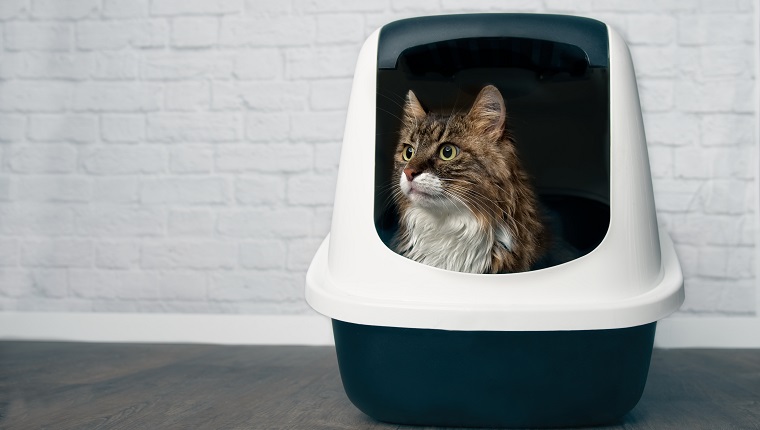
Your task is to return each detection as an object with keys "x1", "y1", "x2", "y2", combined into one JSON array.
[{"x1": 391, "y1": 85, "x2": 547, "y2": 273}]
